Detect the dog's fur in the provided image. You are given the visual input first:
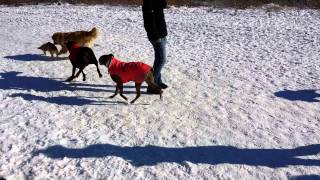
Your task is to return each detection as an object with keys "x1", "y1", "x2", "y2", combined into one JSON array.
[
  {"x1": 99, "y1": 54, "x2": 163, "y2": 104},
  {"x1": 38, "y1": 42, "x2": 59, "y2": 57},
  {"x1": 66, "y1": 41, "x2": 102, "y2": 82},
  {"x1": 52, "y1": 27, "x2": 100, "y2": 55}
]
